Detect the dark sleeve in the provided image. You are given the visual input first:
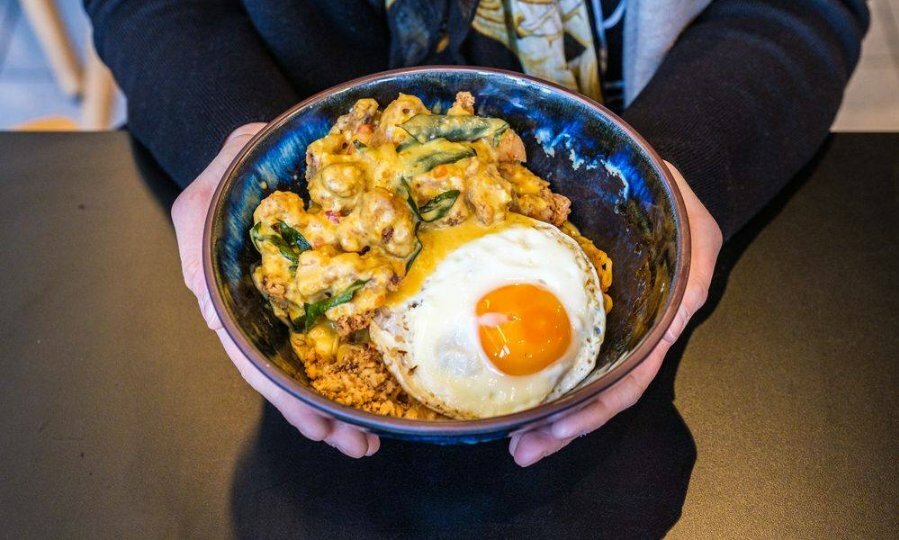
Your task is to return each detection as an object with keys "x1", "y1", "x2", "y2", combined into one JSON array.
[
  {"x1": 84, "y1": 0, "x2": 300, "y2": 187},
  {"x1": 621, "y1": 0, "x2": 869, "y2": 239}
]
